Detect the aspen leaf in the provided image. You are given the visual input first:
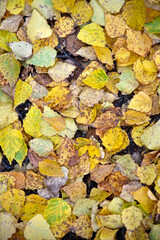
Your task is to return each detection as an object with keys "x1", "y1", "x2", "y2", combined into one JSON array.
[
  {"x1": 82, "y1": 69, "x2": 109, "y2": 89},
  {"x1": 0, "y1": 30, "x2": 19, "y2": 52},
  {"x1": 44, "y1": 198, "x2": 71, "y2": 227},
  {"x1": 90, "y1": 0, "x2": 105, "y2": 26},
  {"x1": 27, "y1": 47, "x2": 57, "y2": 67},
  {"x1": 136, "y1": 164, "x2": 157, "y2": 185},
  {"x1": 9, "y1": 41, "x2": 33, "y2": 61},
  {"x1": 0, "y1": 125, "x2": 23, "y2": 163},
  {"x1": 39, "y1": 159, "x2": 64, "y2": 177},
  {"x1": 0, "y1": 53, "x2": 20, "y2": 87},
  {"x1": 122, "y1": 206, "x2": 143, "y2": 231},
  {"x1": 122, "y1": 0, "x2": 146, "y2": 31},
  {"x1": 27, "y1": 9, "x2": 52, "y2": 42},
  {"x1": 99, "y1": 0, "x2": 124, "y2": 13},
  {"x1": 14, "y1": 79, "x2": 33, "y2": 107},
  {"x1": 24, "y1": 214, "x2": 55, "y2": 240},
  {"x1": 54, "y1": 17, "x2": 74, "y2": 37},
  {"x1": 23, "y1": 105, "x2": 42, "y2": 138},
  {"x1": 70, "y1": 0, "x2": 93, "y2": 26},
  {"x1": 6, "y1": 0, "x2": 25, "y2": 14},
  {"x1": 0, "y1": 189, "x2": 25, "y2": 218},
  {"x1": 96, "y1": 214, "x2": 123, "y2": 229},
  {"x1": 144, "y1": 16, "x2": 160, "y2": 33},
  {"x1": 77, "y1": 23, "x2": 106, "y2": 47},
  {"x1": 52, "y1": 0, "x2": 76, "y2": 13},
  {"x1": 29, "y1": 138, "x2": 53, "y2": 157},
  {"x1": 0, "y1": 212, "x2": 17, "y2": 240},
  {"x1": 128, "y1": 91, "x2": 152, "y2": 113}
]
